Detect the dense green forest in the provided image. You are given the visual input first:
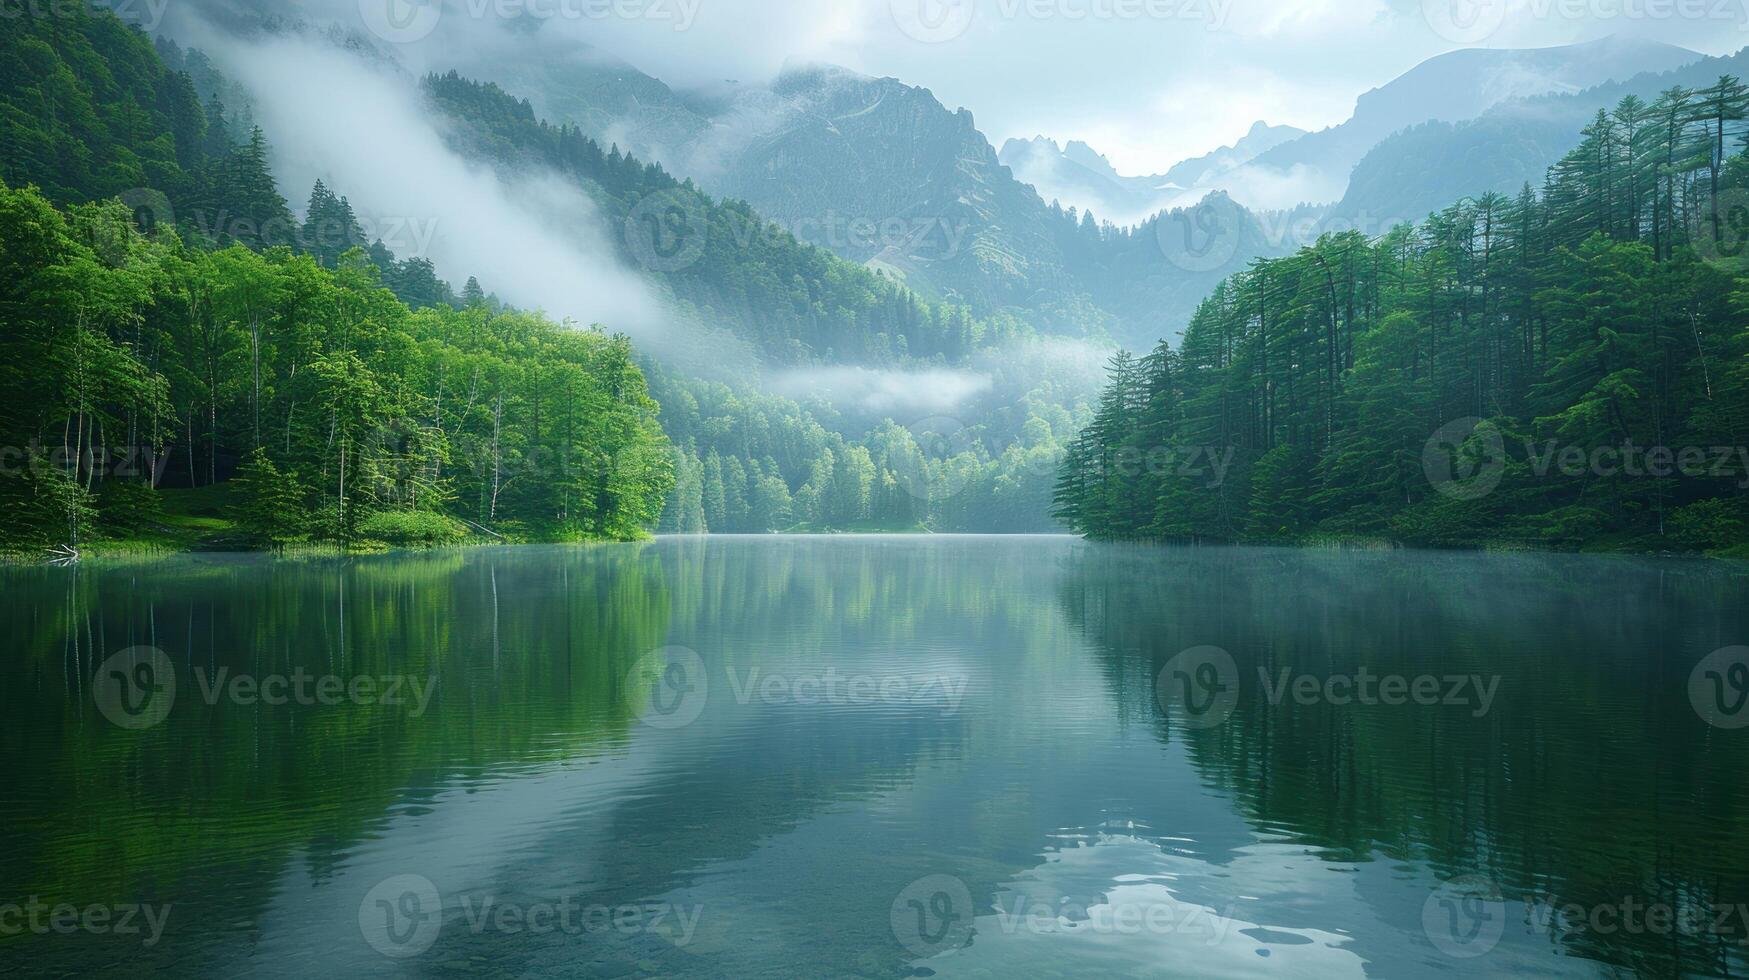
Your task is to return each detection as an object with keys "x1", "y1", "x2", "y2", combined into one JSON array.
[
  {"x1": 648, "y1": 355, "x2": 1078, "y2": 535},
  {"x1": 1055, "y1": 79, "x2": 1749, "y2": 554},
  {"x1": 0, "y1": 10, "x2": 673, "y2": 552},
  {"x1": 420, "y1": 71, "x2": 1086, "y2": 534},
  {"x1": 0, "y1": 178, "x2": 674, "y2": 550},
  {"x1": 0, "y1": 7, "x2": 1083, "y2": 551}
]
